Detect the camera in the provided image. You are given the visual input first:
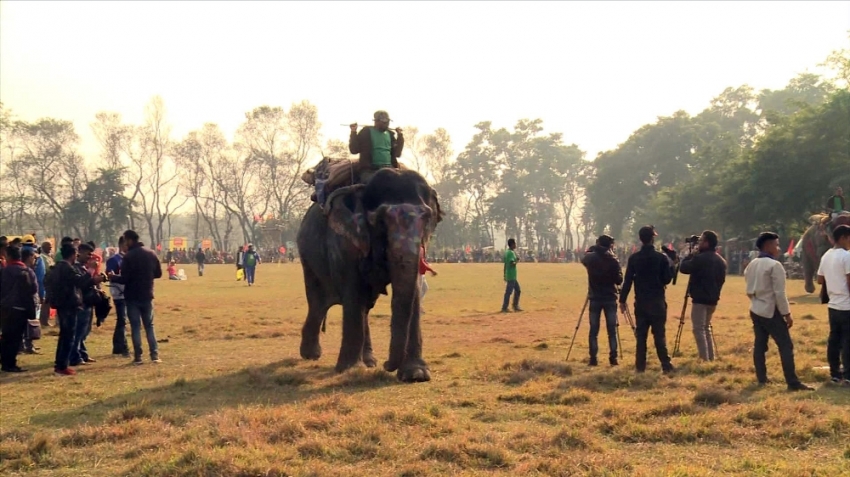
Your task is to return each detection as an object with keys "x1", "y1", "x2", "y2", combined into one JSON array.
[{"x1": 685, "y1": 235, "x2": 700, "y2": 245}]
